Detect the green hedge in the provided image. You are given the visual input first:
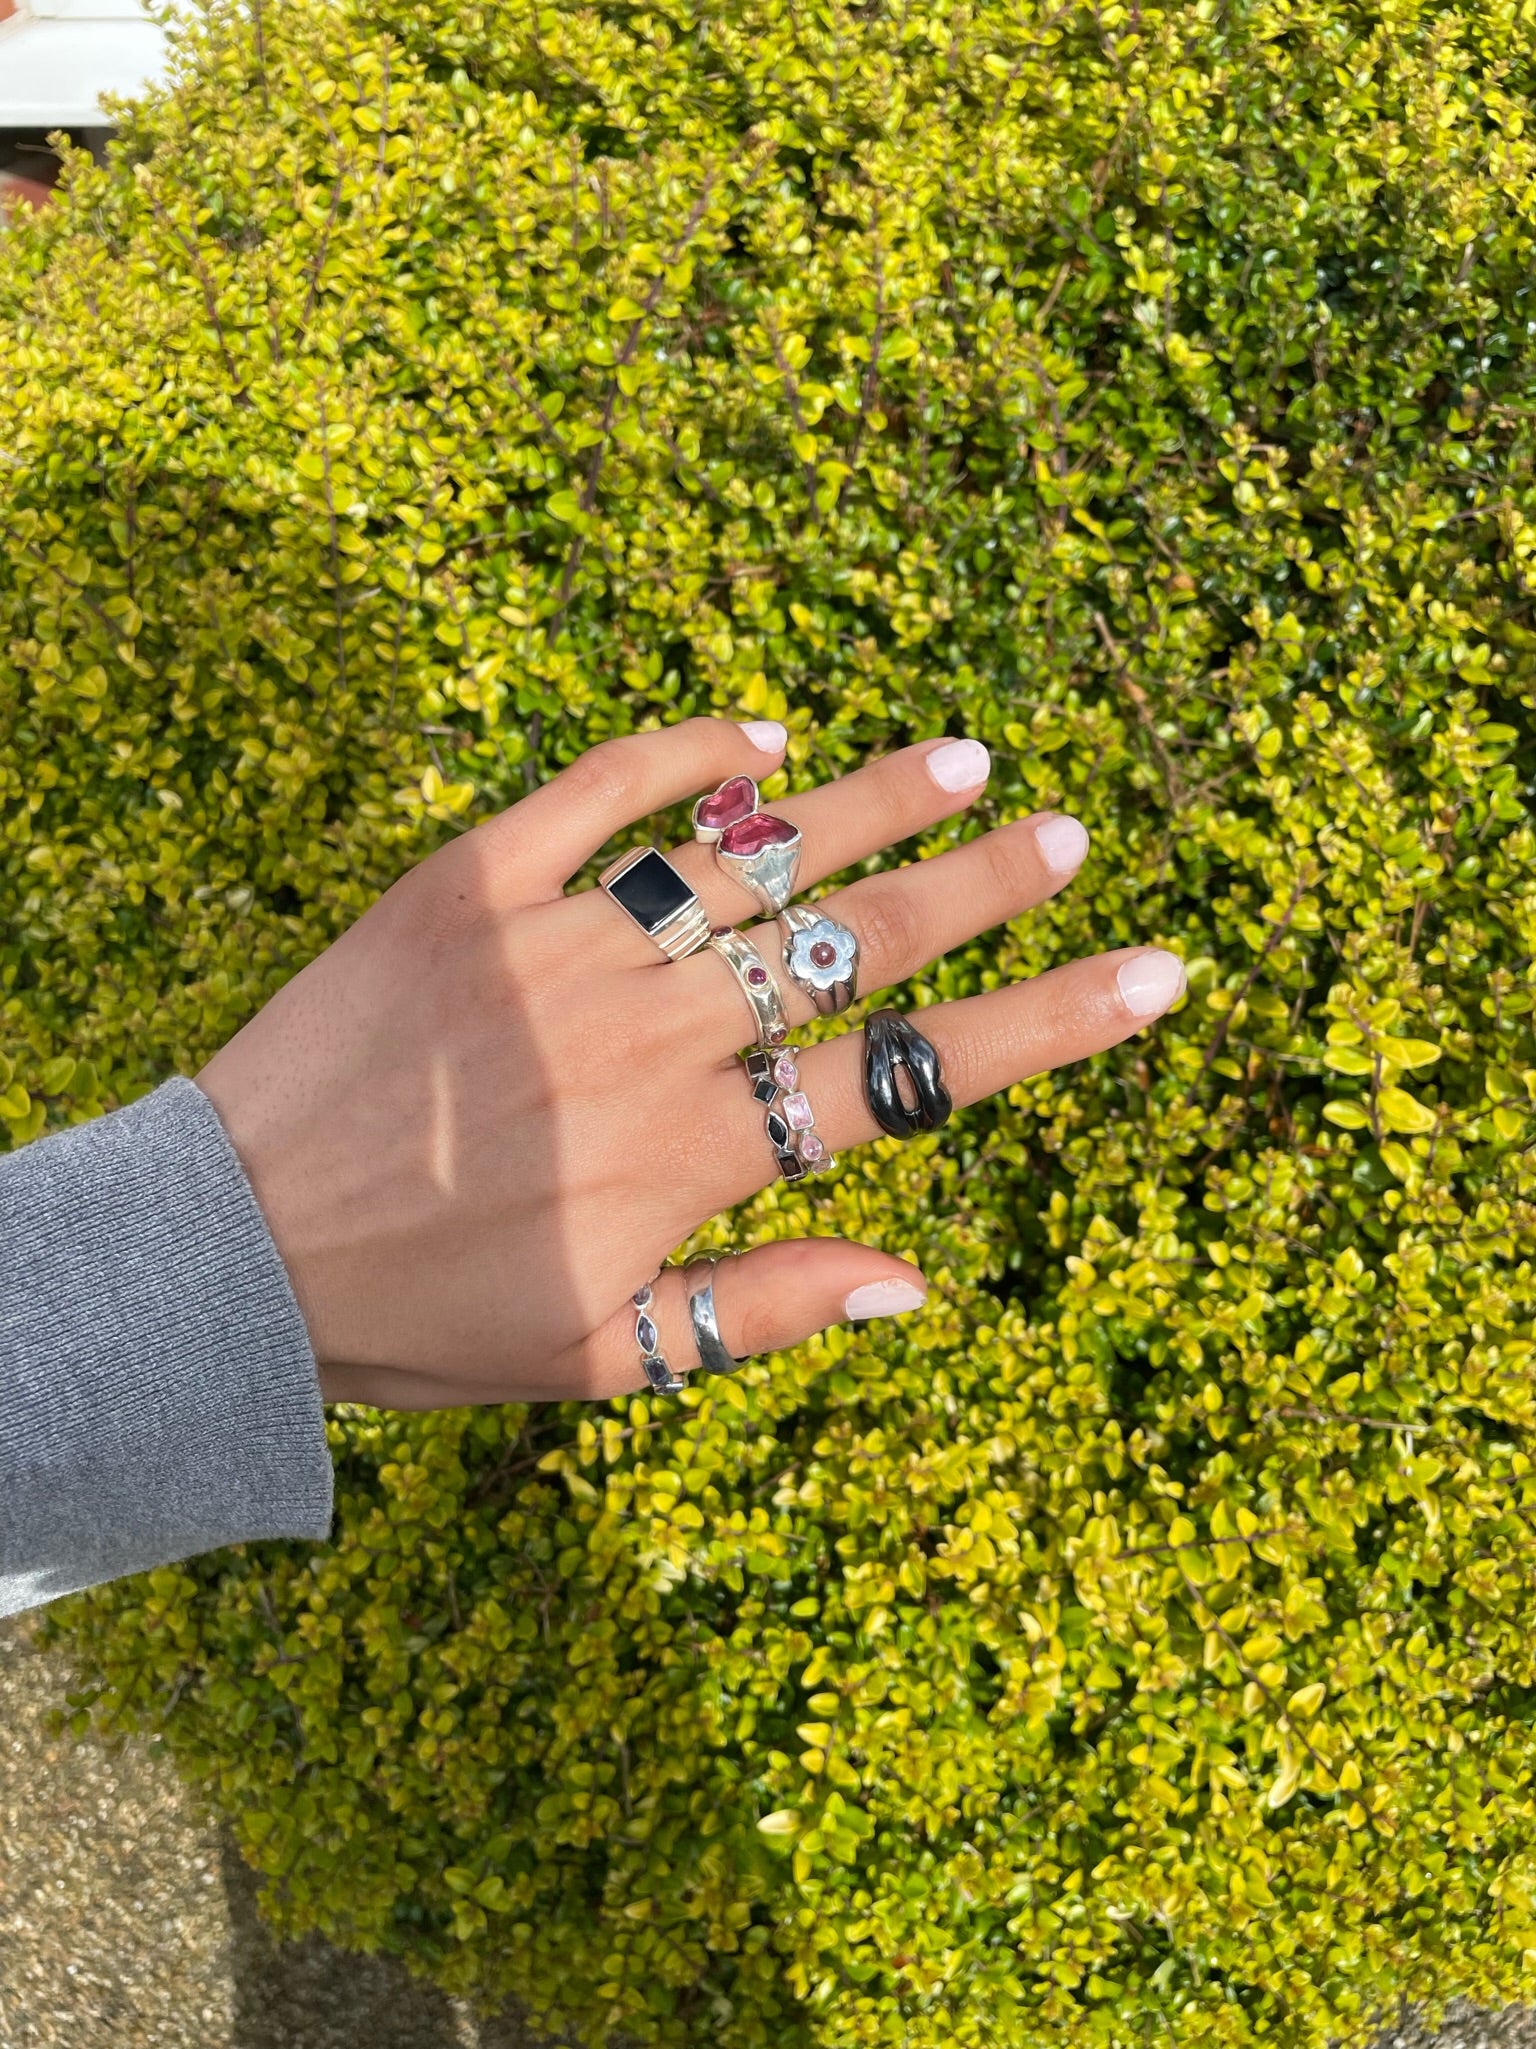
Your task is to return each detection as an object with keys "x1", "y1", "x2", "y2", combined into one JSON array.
[{"x1": 8, "y1": 0, "x2": 1536, "y2": 2042}]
